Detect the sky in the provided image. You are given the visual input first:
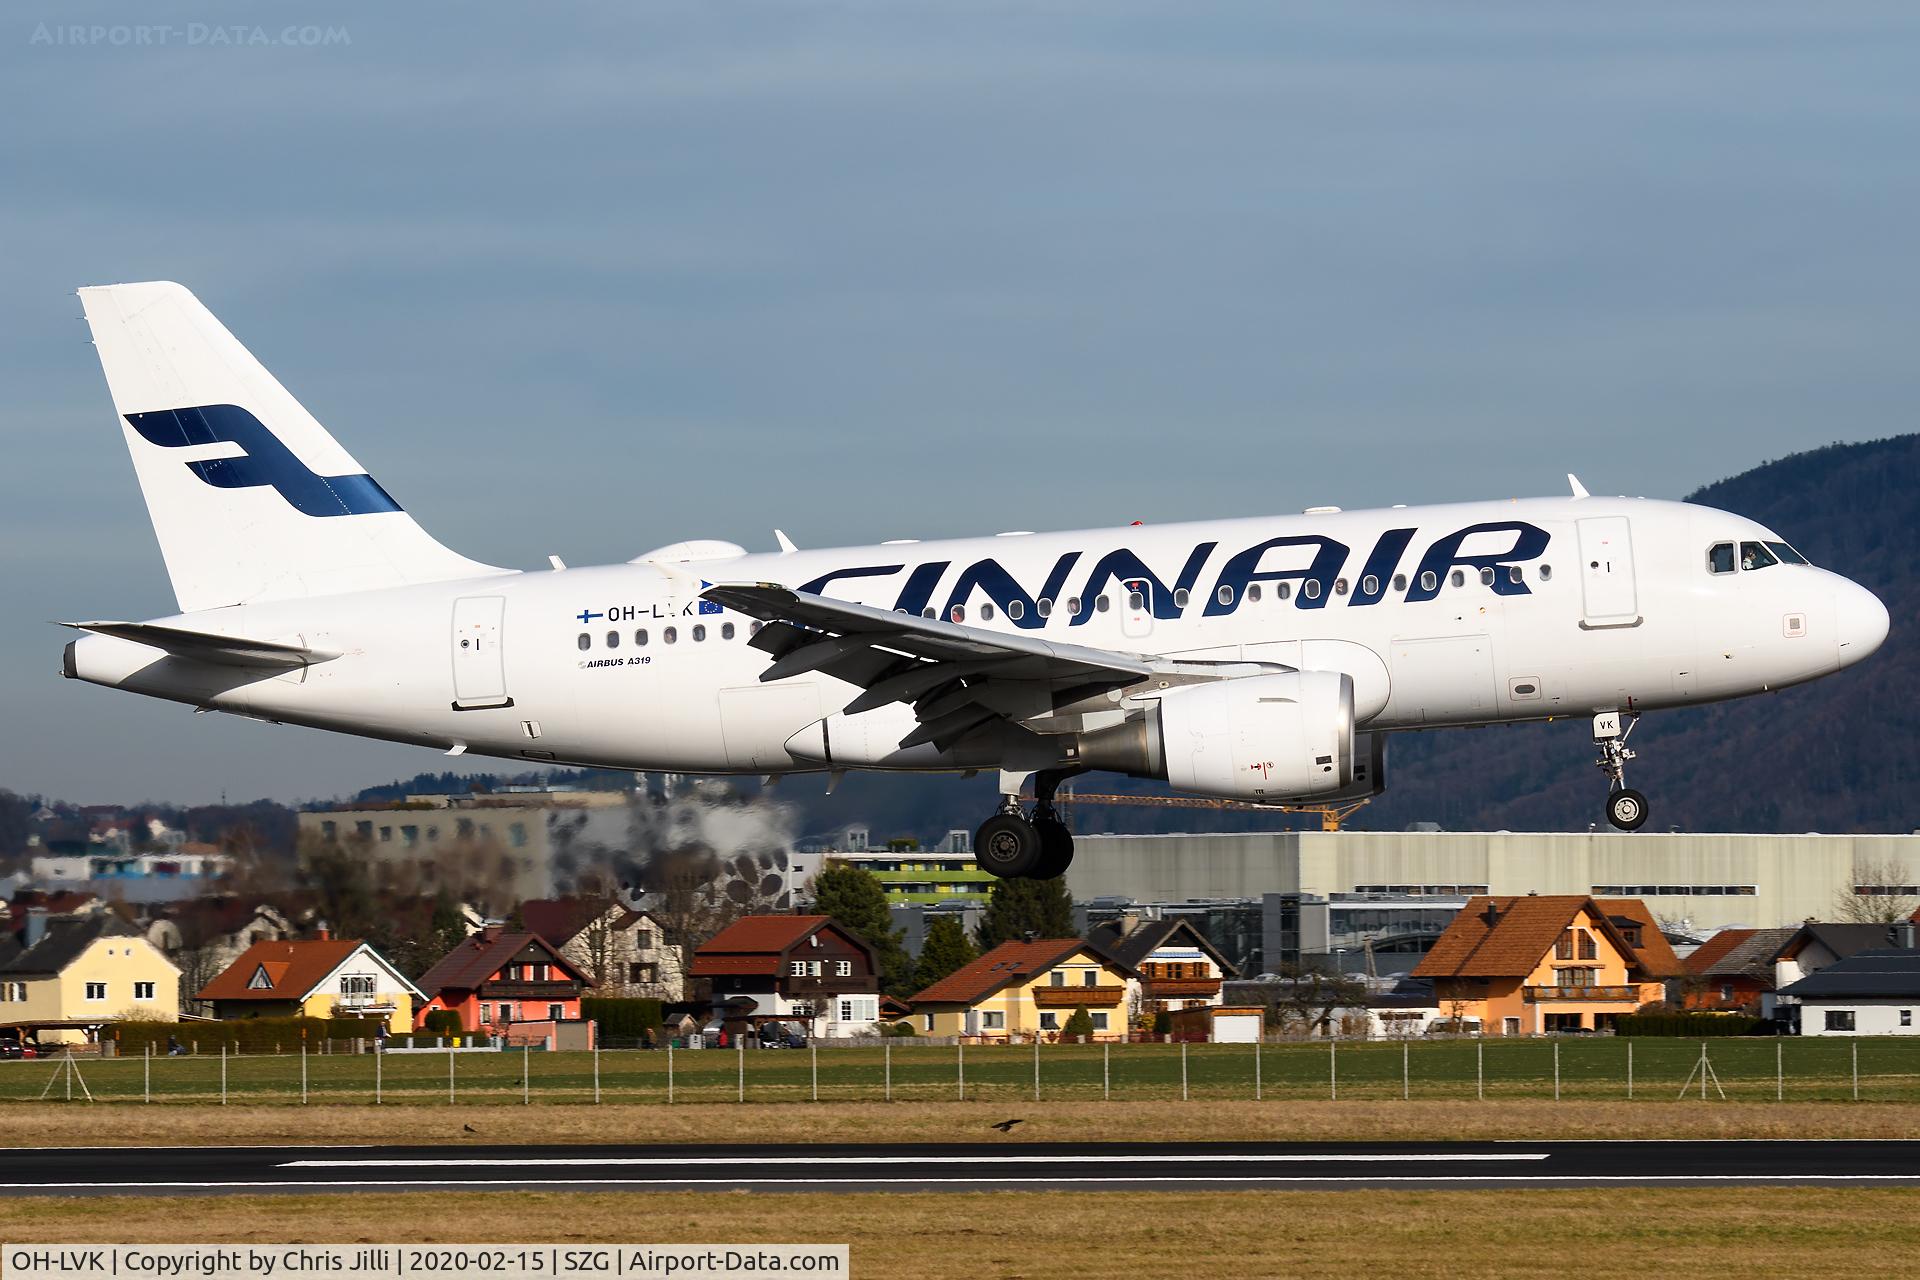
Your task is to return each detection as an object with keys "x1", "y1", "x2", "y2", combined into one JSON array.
[{"x1": 2, "y1": 3, "x2": 1917, "y2": 805}]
